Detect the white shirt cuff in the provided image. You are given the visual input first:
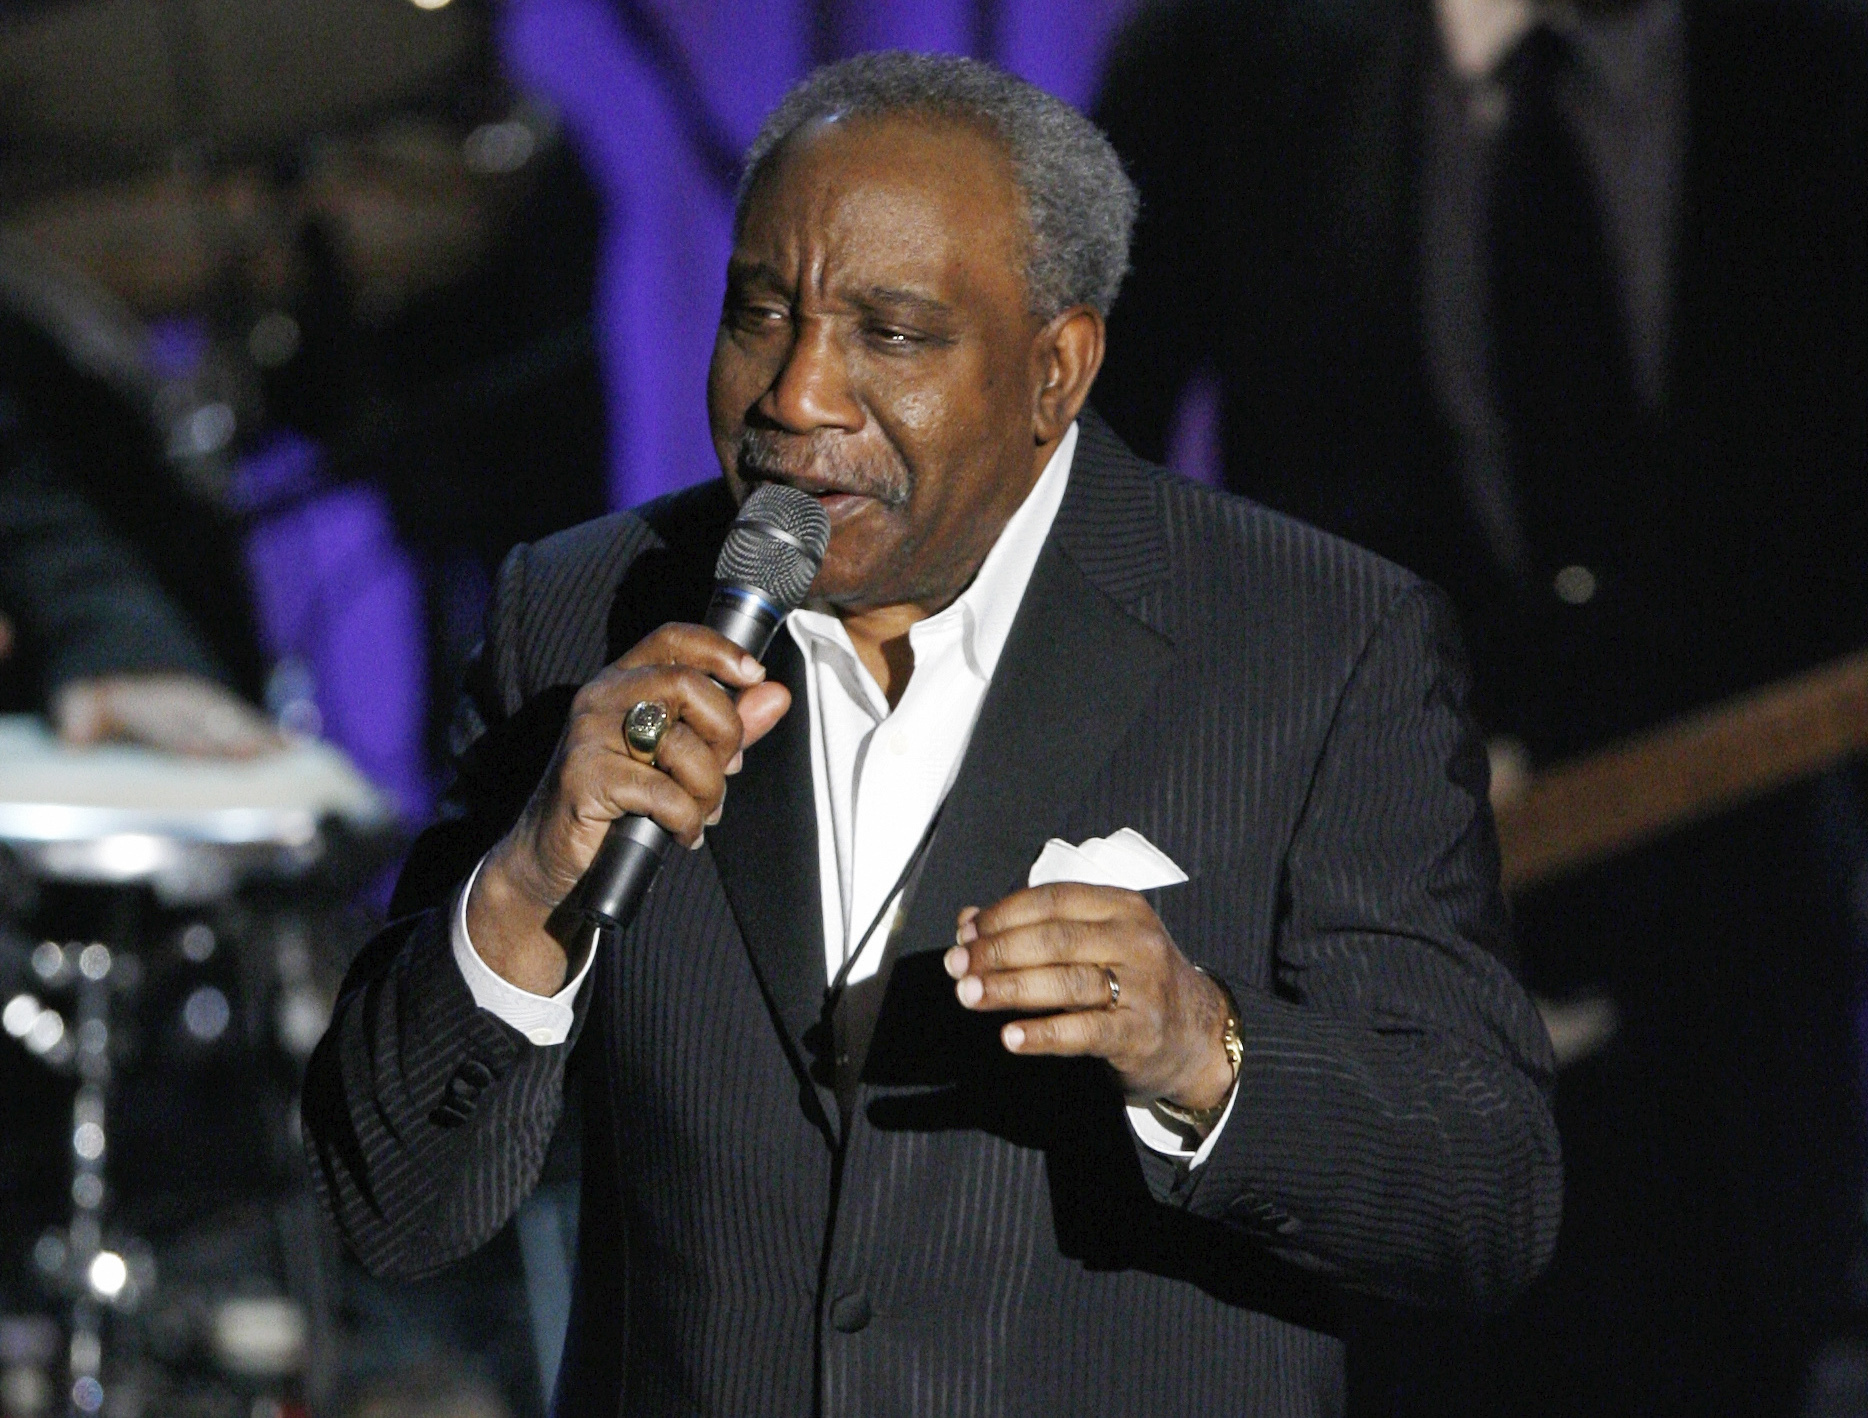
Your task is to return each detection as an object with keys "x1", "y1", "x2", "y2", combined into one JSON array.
[
  {"x1": 450, "y1": 855, "x2": 594, "y2": 1046},
  {"x1": 1126, "y1": 1077, "x2": 1240, "y2": 1169}
]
